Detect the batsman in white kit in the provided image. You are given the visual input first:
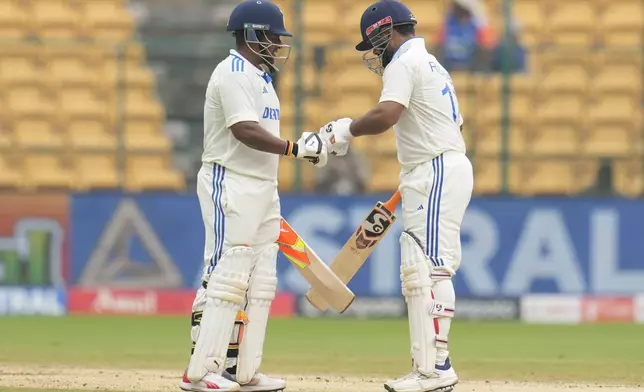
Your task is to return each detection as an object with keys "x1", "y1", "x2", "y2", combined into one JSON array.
[
  {"x1": 320, "y1": 1, "x2": 473, "y2": 391},
  {"x1": 180, "y1": 1, "x2": 328, "y2": 391}
]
